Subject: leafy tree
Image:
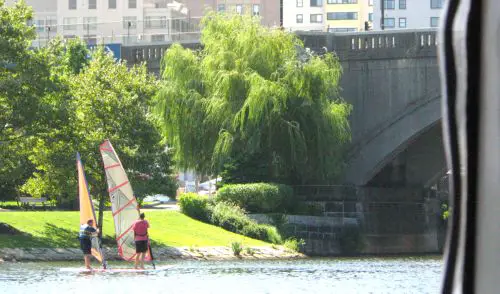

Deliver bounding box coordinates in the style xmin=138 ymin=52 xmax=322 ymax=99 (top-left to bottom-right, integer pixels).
xmin=21 ymin=43 xmax=177 ymax=219
xmin=0 ymin=0 xmax=53 ymax=201
xmin=155 ymin=14 xmax=351 ymax=184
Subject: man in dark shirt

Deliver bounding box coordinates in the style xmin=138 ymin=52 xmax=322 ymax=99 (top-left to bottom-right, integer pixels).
xmin=79 ymin=219 xmax=99 ymax=270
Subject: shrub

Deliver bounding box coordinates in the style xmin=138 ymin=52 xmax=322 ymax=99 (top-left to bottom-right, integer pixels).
xmin=262 ymin=224 xmax=283 ymax=244
xmin=231 ymin=241 xmax=243 ymax=256
xmin=245 ymin=247 xmax=256 ymax=256
xmin=210 ymin=202 xmax=283 ymax=244
xmin=283 ymin=238 xmax=305 ymax=253
xmin=338 ymin=224 xmax=365 ymax=254
xmin=210 ymin=202 xmax=250 ymax=232
xmin=178 ymin=193 xmax=212 ymax=222
xmin=216 ymin=183 xmax=295 ymax=213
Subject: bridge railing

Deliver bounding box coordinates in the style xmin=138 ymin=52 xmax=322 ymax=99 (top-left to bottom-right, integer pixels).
xmin=296 ymin=29 xmax=439 ymax=60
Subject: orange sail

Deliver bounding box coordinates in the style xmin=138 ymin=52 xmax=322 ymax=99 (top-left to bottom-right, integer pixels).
xmin=77 ymin=152 xmax=105 ymax=264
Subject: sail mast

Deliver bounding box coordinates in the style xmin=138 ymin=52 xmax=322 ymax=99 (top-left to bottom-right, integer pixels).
xmin=77 ymin=152 xmax=107 ymax=269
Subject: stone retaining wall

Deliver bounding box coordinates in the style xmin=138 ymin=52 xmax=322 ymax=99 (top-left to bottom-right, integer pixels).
xmin=0 ymin=246 xmax=305 ymax=262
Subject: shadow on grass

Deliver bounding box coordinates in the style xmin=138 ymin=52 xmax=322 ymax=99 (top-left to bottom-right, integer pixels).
xmin=0 ymin=223 xmax=81 ymax=248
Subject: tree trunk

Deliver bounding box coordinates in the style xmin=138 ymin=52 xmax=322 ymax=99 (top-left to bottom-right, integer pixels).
xmin=98 ymin=193 xmax=105 ymax=238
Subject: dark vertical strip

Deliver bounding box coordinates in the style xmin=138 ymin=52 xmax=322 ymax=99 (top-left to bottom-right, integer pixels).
xmin=439 ymin=0 xmax=460 ymax=292
xmin=463 ymin=0 xmax=482 ymax=292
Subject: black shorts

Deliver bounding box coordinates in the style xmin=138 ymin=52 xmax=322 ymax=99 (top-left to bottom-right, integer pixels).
xmin=135 ymin=240 xmax=148 ymax=253
xmin=80 ymin=238 xmax=92 ymax=255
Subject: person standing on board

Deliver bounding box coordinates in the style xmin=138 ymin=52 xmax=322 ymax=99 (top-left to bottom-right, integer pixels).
xmin=132 ymin=213 xmax=150 ymax=269
xmin=79 ymin=219 xmax=99 ymax=270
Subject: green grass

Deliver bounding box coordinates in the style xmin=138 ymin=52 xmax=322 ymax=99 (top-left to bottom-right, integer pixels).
xmin=0 ymin=210 xmax=268 ymax=248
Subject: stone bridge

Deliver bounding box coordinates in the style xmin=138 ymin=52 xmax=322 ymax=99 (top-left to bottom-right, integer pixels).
xmin=121 ymin=29 xmax=444 ymax=190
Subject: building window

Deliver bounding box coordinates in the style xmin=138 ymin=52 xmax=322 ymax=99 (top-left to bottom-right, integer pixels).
xmin=399 ymin=17 xmax=407 ymax=28
xmin=430 ymin=17 xmax=440 ymax=27
xmin=35 ymin=19 xmax=45 ymax=33
xmin=430 ymin=0 xmax=443 ymax=9
xmin=310 ymin=14 xmax=323 ymax=23
xmin=296 ymin=14 xmax=303 ymax=23
xmin=310 ymin=0 xmax=323 ymax=7
xmin=69 ymin=0 xmax=77 ymax=10
xmin=383 ymin=17 xmax=395 ymax=28
xmin=63 ymin=17 xmax=78 ymax=31
xmin=236 ymin=4 xmax=243 ymax=15
xmin=151 ymin=34 xmax=165 ymax=42
xmin=399 ymin=0 xmax=406 ymax=9
xmin=384 ymin=0 xmax=395 ymax=9
xmin=128 ymin=0 xmax=137 ymax=9
xmin=217 ymin=4 xmax=225 ymax=12
xmin=83 ymin=17 xmax=97 ymax=30
xmin=297 ymin=0 xmax=303 ymax=7
xmin=145 ymin=16 xmax=167 ymax=29
xmin=328 ymin=27 xmax=357 ymax=32
xmin=368 ymin=13 xmax=373 ymax=22
xmin=253 ymin=4 xmax=260 ymax=16
xmin=327 ymin=12 xmax=358 ymax=20
xmin=327 ymin=0 xmax=357 ymax=4
xmin=123 ymin=16 xmax=137 ymax=29
xmin=89 ymin=0 xmax=96 ymax=9
xmin=109 ymin=0 xmax=116 ymax=9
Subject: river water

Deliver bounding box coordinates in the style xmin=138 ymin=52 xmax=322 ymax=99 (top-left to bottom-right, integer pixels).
xmin=0 ymin=257 xmax=442 ymax=294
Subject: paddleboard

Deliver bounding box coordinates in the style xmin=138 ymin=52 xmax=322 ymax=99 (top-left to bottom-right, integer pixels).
xmin=60 ymin=265 xmax=174 ymax=273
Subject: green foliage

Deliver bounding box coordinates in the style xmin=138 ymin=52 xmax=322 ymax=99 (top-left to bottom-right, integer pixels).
xmin=338 ymin=224 xmax=365 ymax=254
xmin=210 ymin=202 xmax=282 ymax=244
xmin=245 ymin=246 xmax=255 ymax=256
xmin=284 ymin=238 xmax=306 ymax=253
xmin=216 ymin=183 xmax=295 ymax=213
xmin=231 ymin=241 xmax=243 ymax=256
xmin=210 ymin=202 xmax=250 ymax=232
xmin=177 ymin=193 xmax=282 ymax=244
xmin=442 ymin=204 xmax=450 ymax=220
xmin=0 ymin=1 xmax=177 ymax=204
xmin=155 ymin=13 xmax=351 ymax=184
xmin=17 ymin=42 xmax=176 ymax=206
xmin=178 ymin=193 xmax=212 ymax=222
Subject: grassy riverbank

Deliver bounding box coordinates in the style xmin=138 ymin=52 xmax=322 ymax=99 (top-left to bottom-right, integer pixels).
xmin=0 ymin=211 xmax=268 ymax=248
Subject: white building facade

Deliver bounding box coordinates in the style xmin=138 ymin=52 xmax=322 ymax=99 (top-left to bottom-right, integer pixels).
xmin=8 ymin=0 xmax=198 ymax=46
xmin=283 ymin=0 xmax=325 ymax=32
xmin=372 ymin=0 xmax=445 ymax=30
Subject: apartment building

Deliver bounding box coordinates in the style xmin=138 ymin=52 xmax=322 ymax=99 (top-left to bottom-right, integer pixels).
xmin=180 ymin=0 xmax=280 ymax=27
xmin=8 ymin=0 xmax=199 ymax=46
xmin=372 ymin=0 xmax=445 ymax=30
xmin=283 ymin=0 xmax=373 ymax=32
xmin=283 ymin=0 xmax=325 ymax=32
xmin=325 ymin=0 xmax=373 ymax=33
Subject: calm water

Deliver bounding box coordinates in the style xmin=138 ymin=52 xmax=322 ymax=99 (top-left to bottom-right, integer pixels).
xmin=0 ymin=257 xmax=442 ymax=294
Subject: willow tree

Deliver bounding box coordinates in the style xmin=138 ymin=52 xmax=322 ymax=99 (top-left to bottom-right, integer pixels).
xmin=155 ymin=14 xmax=351 ymax=184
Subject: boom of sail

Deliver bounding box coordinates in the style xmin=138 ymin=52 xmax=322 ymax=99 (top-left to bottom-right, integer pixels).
xmin=99 ymin=140 xmax=151 ymax=261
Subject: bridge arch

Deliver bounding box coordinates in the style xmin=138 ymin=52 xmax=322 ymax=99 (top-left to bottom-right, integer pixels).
xmin=344 ymin=94 xmax=443 ymax=187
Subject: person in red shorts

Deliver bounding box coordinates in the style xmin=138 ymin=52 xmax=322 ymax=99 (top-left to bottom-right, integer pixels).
xmin=132 ymin=213 xmax=149 ymax=269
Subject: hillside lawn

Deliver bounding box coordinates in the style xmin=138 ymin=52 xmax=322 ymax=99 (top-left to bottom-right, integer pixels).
xmin=0 ymin=210 xmax=268 ymax=248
